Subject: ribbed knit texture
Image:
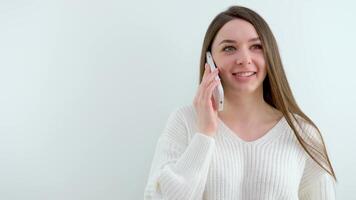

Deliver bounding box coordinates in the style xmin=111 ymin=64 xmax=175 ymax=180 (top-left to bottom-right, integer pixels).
xmin=144 ymin=104 xmax=336 ymax=200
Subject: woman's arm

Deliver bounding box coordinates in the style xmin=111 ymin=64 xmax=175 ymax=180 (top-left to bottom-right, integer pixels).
xmin=298 ymin=156 xmax=336 ymax=200
xmin=144 ymin=108 xmax=216 ymax=200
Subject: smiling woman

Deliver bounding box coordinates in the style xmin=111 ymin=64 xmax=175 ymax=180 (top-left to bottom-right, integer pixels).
xmin=144 ymin=5 xmax=337 ymax=200
xmin=219 ymin=37 xmax=261 ymax=80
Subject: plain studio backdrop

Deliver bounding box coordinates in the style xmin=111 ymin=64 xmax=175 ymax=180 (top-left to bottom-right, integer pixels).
xmin=0 ymin=0 xmax=355 ymax=199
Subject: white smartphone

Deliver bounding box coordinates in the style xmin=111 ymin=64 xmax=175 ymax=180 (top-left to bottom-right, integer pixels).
xmin=206 ymin=51 xmax=224 ymax=111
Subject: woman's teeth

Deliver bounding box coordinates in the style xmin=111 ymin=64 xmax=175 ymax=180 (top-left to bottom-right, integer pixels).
xmin=234 ymin=72 xmax=256 ymax=77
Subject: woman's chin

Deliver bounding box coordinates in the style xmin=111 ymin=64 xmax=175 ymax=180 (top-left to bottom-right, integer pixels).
xmin=227 ymin=87 xmax=257 ymax=95
xmin=226 ymin=81 xmax=263 ymax=94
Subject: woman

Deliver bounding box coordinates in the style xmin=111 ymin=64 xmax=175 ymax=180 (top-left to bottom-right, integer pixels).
xmin=144 ymin=5 xmax=337 ymax=200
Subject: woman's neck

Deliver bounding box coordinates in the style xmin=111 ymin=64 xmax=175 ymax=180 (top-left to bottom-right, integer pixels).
xmin=217 ymin=92 xmax=281 ymax=127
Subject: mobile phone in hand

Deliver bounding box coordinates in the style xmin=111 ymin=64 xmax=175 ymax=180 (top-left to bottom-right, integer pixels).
xmin=206 ymin=51 xmax=224 ymax=111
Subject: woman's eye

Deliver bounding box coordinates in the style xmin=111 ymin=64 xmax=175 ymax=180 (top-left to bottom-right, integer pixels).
xmin=222 ymin=44 xmax=262 ymax=53
xmin=252 ymin=44 xmax=263 ymax=49
xmin=222 ymin=46 xmax=236 ymax=52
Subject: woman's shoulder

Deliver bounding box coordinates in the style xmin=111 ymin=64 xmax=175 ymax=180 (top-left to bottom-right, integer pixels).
xmin=285 ymin=112 xmax=324 ymax=145
xmin=166 ymin=104 xmax=199 ymax=138
xmin=169 ymin=104 xmax=197 ymax=121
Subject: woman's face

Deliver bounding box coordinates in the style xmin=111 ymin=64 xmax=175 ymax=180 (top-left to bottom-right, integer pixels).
xmin=211 ymin=18 xmax=267 ymax=94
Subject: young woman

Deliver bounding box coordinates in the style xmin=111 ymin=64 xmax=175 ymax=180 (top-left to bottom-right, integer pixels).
xmin=144 ymin=5 xmax=337 ymax=200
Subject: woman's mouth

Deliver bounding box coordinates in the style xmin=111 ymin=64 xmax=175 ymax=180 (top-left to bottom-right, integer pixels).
xmin=232 ymin=71 xmax=256 ymax=77
xmin=232 ymin=72 xmax=257 ymax=81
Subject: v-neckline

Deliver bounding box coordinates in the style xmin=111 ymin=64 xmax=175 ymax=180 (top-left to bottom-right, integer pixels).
xmin=218 ymin=116 xmax=286 ymax=145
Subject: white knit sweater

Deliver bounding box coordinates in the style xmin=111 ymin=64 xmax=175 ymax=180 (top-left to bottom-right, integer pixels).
xmin=144 ymin=104 xmax=336 ymax=200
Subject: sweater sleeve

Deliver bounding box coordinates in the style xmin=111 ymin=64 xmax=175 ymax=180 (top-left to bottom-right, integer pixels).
xmin=143 ymin=108 xmax=216 ymax=200
xmin=298 ymin=156 xmax=336 ymax=200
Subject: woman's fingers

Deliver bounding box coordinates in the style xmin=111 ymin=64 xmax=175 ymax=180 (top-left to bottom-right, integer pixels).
xmin=202 ymin=63 xmax=217 ymax=82
xmin=195 ymin=63 xmax=220 ymax=107
xmin=202 ymin=78 xmax=220 ymax=103
xmin=202 ymin=65 xmax=219 ymax=87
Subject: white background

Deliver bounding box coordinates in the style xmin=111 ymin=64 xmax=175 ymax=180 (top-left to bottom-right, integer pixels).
xmin=0 ymin=0 xmax=355 ymax=199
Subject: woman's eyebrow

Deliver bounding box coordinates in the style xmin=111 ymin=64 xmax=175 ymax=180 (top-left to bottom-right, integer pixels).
xmin=219 ymin=37 xmax=260 ymax=45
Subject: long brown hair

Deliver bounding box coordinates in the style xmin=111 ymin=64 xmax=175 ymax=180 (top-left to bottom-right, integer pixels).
xmin=199 ymin=5 xmax=336 ymax=181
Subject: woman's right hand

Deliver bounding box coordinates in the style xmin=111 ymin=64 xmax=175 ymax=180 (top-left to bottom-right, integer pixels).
xmin=193 ymin=63 xmax=221 ymax=137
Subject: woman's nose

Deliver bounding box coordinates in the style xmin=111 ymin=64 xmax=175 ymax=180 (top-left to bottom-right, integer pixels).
xmin=235 ymin=49 xmax=252 ymax=65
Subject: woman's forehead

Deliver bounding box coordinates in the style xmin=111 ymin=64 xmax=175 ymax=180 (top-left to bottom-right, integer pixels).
xmin=215 ymin=19 xmax=259 ymax=44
